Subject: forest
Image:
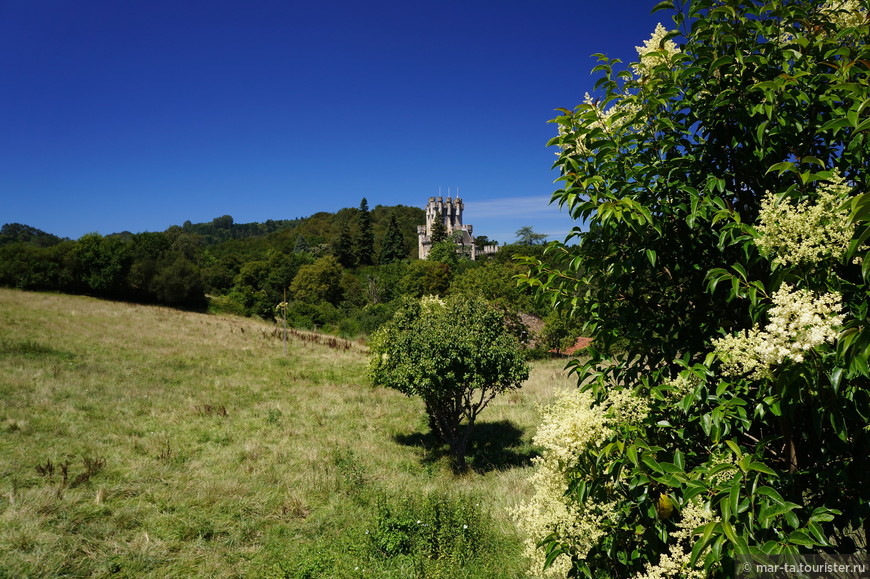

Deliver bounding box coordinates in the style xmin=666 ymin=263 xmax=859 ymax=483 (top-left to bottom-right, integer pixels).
xmin=0 ymin=200 xmax=571 ymax=349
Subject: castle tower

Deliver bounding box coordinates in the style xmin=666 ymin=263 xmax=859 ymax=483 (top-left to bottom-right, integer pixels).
xmin=417 ymin=195 xmax=477 ymax=260
xmin=421 ymin=196 xmax=464 ymax=236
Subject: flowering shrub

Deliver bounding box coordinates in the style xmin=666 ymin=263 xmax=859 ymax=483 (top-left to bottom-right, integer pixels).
xmin=713 ymin=284 xmax=845 ymax=379
xmin=511 ymin=388 xmax=644 ymax=575
xmin=518 ymin=0 xmax=870 ymax=576
xmin=633 ymin=22 xmax=681 ymax=76
xmin=754 ymin=172 xmax=855 ymax=267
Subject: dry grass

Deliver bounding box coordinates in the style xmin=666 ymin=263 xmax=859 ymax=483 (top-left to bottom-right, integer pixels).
xmin=0 ymin=289 xmax=578 ymax=577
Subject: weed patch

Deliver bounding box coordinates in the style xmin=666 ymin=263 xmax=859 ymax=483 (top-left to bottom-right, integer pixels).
xmin=351 ymin=490 xmax=513 ymax=576
xmin=34 ymin=455 xmax=105 ymax=489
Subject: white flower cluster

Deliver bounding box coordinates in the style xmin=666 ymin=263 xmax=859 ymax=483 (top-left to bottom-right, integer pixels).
xmin=714 ymin=284 xmax=844 ymax=379
xmin=560 ymin=22 xmax=677 ymax=159
xmin=560 ymin=94 xmax=643 ymax=157
xmin=420 ymin=294 xmax=445 ymax=310
xmin=778 ymin=0 xmax=867 ymax=43
xmin=513 ymin=459 xmax=616 ymax=577
xmin=754 ymin=171 xmax=854 ymax=267
xmin=633 ymin=23 xmax=681 ymax=77
xmin=607 ymin=387 xmax=651 ymax=425
xmin=663 ymin=372 xmax=703 ymax=402
xmin=532 ymin=387 xmax=613 ymax=467
xmin=707 ymin=452 xmax=738 ymax=488
xmin=819 ymin=0 xmax=868 ymax=29
xmin=512 ymin=387 xmax=648 ymax=576
xmin=634 ymin=499 xmax=716 ymax=579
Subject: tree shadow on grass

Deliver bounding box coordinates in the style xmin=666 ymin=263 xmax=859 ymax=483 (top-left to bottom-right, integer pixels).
xmin=393 ymin=420 xmax=536 ymax=474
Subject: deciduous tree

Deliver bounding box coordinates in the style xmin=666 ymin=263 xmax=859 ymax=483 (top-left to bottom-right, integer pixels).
xmin=290 ymin=255 xmax=344 ymax=305
xmin=369 ymin=295 xmax=529 ymax=471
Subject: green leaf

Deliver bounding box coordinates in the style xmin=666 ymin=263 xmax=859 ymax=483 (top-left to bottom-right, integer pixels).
xmin=651 ymin=1 xmax=675 ymax=14
xmin=730 ymin=263 xmax=747 ymax=281
xmin=755 ymin=486 xmax=786 ymax=505
xmin=641 ymin=453 xmax=664 ymax=474
xmin=759 ymin=502 xmax=802 ymax=527
xmin=800 ymin=156 xmax=824 ymax=167
xmin=721 ymin=518 xmax=739 ymax=544
xmin=690 ymin=522 xmax=718 ymax=566
xmin=807 ymin=521 xmax=831 ymax=546
xmin=700 ymin=413 xmax=712 ymax=437
xmin=784 ymin=509 xmax=800 ymax=530
xmin=756 ymin=120 xmax=768 ymax=144
xmin=747 ymin=461 xmax=777 ymax=476
xmin=725 ymin=439 xmax=743 ymax=459
xmin=729 ymin=479 xmax=741 ymax=517
xmin=809 ymin=507 xmax=838 ymax=523
xmin=627 ymin=444 xmax=639 ymax=467
xmin=788 ymin=530 xmax=814 ymax=546
xmin=683 ymin=480 xmax=708 ymax=502
xmin=542 ymin=541 xmax=567 ymax=570
xmin=710 ymin=55 xmax=735 ymax=71
xmin=645 ymin=248 xmax=657 ymax=267
xmin=766 ymin=161 xmax=796 ymax=176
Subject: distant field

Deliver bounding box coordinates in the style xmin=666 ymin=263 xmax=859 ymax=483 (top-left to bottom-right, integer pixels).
xmin=0 ymin=289 xmax=574 ymax=578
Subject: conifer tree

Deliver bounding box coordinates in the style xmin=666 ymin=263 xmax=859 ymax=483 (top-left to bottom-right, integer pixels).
xmin=356 ymin=197 xmax=375 ymax=266
xmin=334 ymin=222 xmax=356 ymax=268
xmin=430 ymin=211 xmax=448 ymax=244
xmin=379 ymin=214 xmax=406 ymax=264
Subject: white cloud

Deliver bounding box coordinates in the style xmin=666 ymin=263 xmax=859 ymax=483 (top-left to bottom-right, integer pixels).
xmin=463 ymin=195 xmax=564 ymax=219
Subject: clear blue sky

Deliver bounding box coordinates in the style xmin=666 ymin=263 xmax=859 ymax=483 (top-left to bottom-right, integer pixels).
xmin=1 ymin=1 xmax=666 ymax=244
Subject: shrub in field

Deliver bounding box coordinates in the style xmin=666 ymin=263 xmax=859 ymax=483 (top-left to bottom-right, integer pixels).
xmin=369 ymin=493 xmax=485 ymax=560
xmin=369 ymin=295 xmax=529 ymax=471
xmin=518 ymin=0 xmax=870 ymax=576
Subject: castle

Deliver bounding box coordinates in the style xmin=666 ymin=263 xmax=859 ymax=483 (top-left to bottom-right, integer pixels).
xmin=417 ymin=195 xmax=498 ymax=260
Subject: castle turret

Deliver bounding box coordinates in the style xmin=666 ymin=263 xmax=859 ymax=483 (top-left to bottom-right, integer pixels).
xmin=418 ymin=194 xmax=487 ymax=260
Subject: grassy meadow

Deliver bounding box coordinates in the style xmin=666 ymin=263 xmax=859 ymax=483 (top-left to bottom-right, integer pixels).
xmin=0 ymin=288 xmax=575 ymax=578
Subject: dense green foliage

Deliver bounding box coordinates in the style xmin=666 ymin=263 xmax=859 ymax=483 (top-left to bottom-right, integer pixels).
xmin=0 ymin=223 xmax=62 ymax=247
xmin=1 ymin=203 xmax=557 ymax=340
xmin=519 ymin=0 xmax=870 ymax=576
xmin=369 ymin=295 xmax=530 ymax=471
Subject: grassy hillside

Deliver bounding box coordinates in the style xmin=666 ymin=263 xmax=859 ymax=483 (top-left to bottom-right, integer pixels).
xmin=0 ymin=289 xmax=573 ymax=577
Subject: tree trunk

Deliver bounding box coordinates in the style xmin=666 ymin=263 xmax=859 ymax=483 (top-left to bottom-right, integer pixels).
xmin=448 ymin=420 xmax=475 ymax=473
xmin=779 ymin=416 xmax=798 ymax=475
xmin=426 ymin=398 xmax=475 ymax=473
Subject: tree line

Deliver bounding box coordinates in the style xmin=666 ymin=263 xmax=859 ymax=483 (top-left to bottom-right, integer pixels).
xmin=0 ymin=200 xmax=570 ymax=345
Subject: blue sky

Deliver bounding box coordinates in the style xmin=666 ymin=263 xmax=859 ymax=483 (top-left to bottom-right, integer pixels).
xmin=1 ymin=1 xmax=667 ymax=244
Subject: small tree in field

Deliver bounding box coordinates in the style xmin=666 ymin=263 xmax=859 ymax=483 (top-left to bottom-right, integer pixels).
xmin=369 ymin=295 xmax=529 ymax=471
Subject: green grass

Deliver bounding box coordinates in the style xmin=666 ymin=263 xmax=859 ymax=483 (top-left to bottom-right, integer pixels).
xmin=0 ymin=289 xmax=575 ymax=577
